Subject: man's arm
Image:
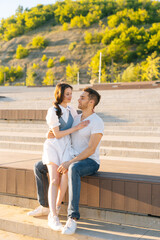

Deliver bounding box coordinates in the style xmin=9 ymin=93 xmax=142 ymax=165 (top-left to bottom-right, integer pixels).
xmin=57 ymin=133 xmax=103 ymax=174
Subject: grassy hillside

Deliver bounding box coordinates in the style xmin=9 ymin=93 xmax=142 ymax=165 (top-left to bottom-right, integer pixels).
xmin=0 ymin=0 xmax=160 ymax=85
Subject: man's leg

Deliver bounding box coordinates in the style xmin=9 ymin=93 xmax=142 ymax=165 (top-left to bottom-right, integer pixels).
xmin=67 ymin=158 xmax=99 ymax=219
xmin=34 ymin=161 xmax=49 ymax=207
xmin=28 ymin=161 xmax=49 ymax=216
xmin=62 ymin=158 xmax=99 ymax=234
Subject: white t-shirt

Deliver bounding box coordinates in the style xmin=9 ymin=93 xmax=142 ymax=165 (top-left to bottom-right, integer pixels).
xmin=71 ymin=113 xmax=104 ymax=165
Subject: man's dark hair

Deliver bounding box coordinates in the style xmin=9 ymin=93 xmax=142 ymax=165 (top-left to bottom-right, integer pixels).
xmin=83 ymin=87 xmax=101 ymax=108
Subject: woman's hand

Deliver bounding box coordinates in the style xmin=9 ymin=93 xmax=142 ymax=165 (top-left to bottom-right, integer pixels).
xmin=75 ymin=120 xmax=90 ymax=130
xmin=47 ymin=130 xmax=55 ymax=139
xmin=57 ymin=161 xmax=70 ymax=174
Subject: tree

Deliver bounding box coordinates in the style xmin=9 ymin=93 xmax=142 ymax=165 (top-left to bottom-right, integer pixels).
xmin=16 ymin=5 xmax=23 ymax=14
xmin=66 ymin=63 xmax=79 ymax=84
xmin=141 ymin=52 xmax=160 ymax=81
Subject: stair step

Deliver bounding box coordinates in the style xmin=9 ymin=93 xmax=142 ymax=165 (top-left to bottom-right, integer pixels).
xmin=0 ymin=229 xmax=42 ymax=240
xmin=100 ymin=155 xmax=160 ymax=164
xmin=0 ymin=204 xmax=108 ymax=240
xmin=0 ymin=122 xmax=159 ymax=131
xmin=104 ymin=122 xmax=160 ymax=126
xmin=104 ymin=130 xmax=160 ymax=137
xmin=0 ymin=141 xmax=43 ymax=151
xmin=100 ymin=146 xmax=160 ymax=159
xmin=0 ymin=202 xmax=160 ymax=240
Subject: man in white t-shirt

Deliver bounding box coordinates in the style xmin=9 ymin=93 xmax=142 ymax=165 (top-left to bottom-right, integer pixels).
xmin=57 ymin=88 xmax=104 ymax=234
xmin=28 ymin=88 xmax=104 ymax=235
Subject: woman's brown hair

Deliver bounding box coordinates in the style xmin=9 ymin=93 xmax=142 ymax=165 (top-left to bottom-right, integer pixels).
xmin=53 ymin=83 xmax=73 ymax=118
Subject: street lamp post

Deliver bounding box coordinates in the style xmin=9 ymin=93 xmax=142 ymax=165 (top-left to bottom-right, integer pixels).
xmin=99 ymin=52 xmax=102 ymax=83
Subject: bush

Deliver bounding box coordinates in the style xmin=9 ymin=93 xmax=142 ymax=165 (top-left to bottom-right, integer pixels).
xmin=0 ymin=65 xmax=23 ymax=85
xmin=60 ymin=56 xmax=66 ymax=63
xmin=147 ymin=30 xmax=160 ymax=52
xmin=31 ymin=36 xmax=48 ymax=49
xmin=84 ymin=32 xmax=93 ymax=44
xmin=14 ymin=82 xmax=25 ymax=86
xmin=70 ymin=15 xmax=85 ymax=28
xmin=47 ymin=58 xmax=55 ymax=68
xmin=32 ymin=63 xmax=39 ymax=69
xmin=84 ymin=31 xmax=103 ymax=44
xmin=41 ymin=54 xmax=48 ymax=62
xmin=43 ymin=69 xmax=55 ymax=86
xmin=66 ymin=63 xmax=79 ymax=84
xmin=108 ymin=38 xmax=127 ymax=62
xmin=16 ymin=45 xmax=29 ymax=59
xmin=26 ymin=67 xmax=36 ymax=86
xmin=62 ymin=23 xmax=69 ymax=31
xmin=68 ymin=42 xmax=77 ymax=51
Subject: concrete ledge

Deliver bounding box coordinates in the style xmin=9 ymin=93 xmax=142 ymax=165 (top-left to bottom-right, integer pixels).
xmin=0 ymin=110 xmax=47 ymax=121
xmin=91 ymin=81 xmax=160 ymax=91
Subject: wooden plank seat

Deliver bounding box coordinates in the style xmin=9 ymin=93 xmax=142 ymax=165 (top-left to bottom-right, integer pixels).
xmin=0 ymin=165 xmax=160 ymax=217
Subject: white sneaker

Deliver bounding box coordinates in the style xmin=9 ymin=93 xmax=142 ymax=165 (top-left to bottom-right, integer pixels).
xmin=62 ymin=218 xmax=77 ymax=235
xmin=27 ymin=205 xmax=49 ymax=217
xmin=48 ymin=213 xmax=63 ymax=231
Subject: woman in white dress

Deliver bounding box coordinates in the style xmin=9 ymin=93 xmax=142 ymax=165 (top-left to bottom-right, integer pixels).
xmin=42 ymin=83 xmax=89 ymax=231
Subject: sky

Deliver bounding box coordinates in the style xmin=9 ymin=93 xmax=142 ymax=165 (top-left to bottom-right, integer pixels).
xmin=0 ymin=0 xmax=56 ymax=20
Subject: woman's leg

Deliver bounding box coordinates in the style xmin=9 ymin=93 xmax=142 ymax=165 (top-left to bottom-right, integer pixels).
xmin=56 ymin=172 xmax=68 ymax=207
xmin=47 ymin=163 xmax=60 ymax=216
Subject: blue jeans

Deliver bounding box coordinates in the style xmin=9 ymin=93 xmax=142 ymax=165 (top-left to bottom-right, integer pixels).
xmin=34 ymin=161 xmax=49 ymax=207
xmin=68 ymin=158 xmax=99 ymax=220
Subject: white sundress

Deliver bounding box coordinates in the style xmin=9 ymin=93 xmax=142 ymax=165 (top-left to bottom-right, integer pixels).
xmin=42 ymin=105 xmax=77 ymax=166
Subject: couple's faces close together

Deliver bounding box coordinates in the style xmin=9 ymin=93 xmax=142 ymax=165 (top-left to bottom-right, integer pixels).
xmin=63 ymin=88 xmax=91 ymax=110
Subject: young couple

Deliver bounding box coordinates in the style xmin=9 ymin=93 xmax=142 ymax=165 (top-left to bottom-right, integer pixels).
xmin=28 ymin=83 xmax=104 ymax=235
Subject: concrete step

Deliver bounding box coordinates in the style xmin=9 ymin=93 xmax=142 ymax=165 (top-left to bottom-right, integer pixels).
xmin=0 ymin=204 xmax=108 ymax=240
xmin=0 ymin=121 xmax=160 ymax=131
xmin=0 ymin=146 xmax=159 ymax=160
xmin=0 ymin=135 xmax=160 ymax=152
xmin=104 ymin=130 xmax=160 ymax=137
xmin=0 ymin=133 xmax=45 ymax=143
xmin=101 ymin=135 xmax=160 ymax=149
xmin=0 ymin=229 xmax=42 ymax=240
xmin=100 ymin=146 xmax=160 ymax=159
xmin=104 ymin=122 xmax=160 ymax=126
xmin=0 ymin=203 xmax=160 ymax=240
xmin=0 ymin=141 xmax=43 ymax=151
xmin=1 ymin=122 xmax=160 ymax=131
xmin=100 ymin=155 xmax=160 ymax=164
xmin=0 ymin=127 xmax=159 ymax=137
xmin=104 ymin=125 xmax=160 ymax=131
xmin=102 ymin=117 xmax=160 ymax=122
xmin=0 ymin=119 xmax=160 ymax=126
xmin=1 ymin=136 xmax=160 ymax=150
